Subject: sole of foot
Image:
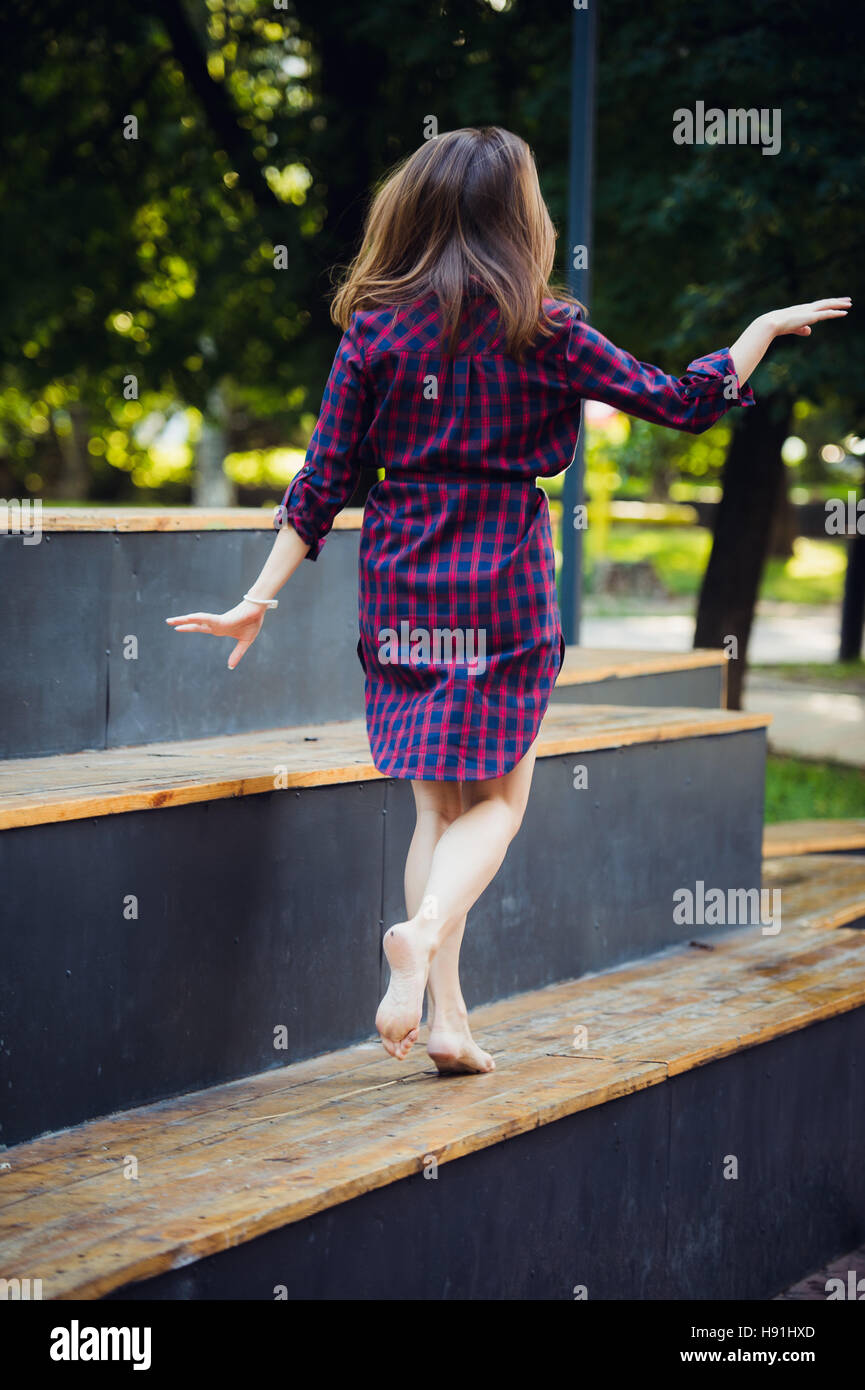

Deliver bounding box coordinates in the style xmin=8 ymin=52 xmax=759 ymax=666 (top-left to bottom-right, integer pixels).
xmin=376 ymin=921 xmax=431 ymax=1060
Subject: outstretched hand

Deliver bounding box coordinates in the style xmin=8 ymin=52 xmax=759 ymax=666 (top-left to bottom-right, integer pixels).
xmin=766 ymin=297 xmax=851 ymax=337
xmin=165 ymin=601 xmax=266 ymax=670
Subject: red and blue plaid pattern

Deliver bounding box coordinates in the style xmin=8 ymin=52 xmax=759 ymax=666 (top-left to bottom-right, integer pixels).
xmin=276 ymin=293 xmax=754 ymax=780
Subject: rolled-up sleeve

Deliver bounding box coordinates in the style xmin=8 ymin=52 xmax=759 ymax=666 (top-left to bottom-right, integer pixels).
xmin=565 ymin=311 xmax=755 ymax=435
xmin=273 ymin=314 xmax=373 ymax=559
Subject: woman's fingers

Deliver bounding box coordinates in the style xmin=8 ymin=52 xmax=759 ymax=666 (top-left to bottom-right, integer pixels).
xmin=227 ymin=639 xmax=252 ymax=670
xmin=774 ymin=298 xmax=851 ymax=335
xmin=166 ymin=609 xmax=262 ymax=659
xmin=165 ymin=612 xmax=217 ymax=627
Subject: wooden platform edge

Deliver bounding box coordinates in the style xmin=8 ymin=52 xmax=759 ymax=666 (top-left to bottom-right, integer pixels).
xmin=3 ymin=856 xmax=864 ymax=1301
xmin=556 ymin=647 xmax=726 ymax=684
xmin=0 ymin=706 xmax=772 ymax=831
xmin=0 ymin=506 xmax=365 ymax=534
xmin=26 ymin=926 xmax=865 ymax=1301
xmin=764 ymin=819 xmax=865 ymax=858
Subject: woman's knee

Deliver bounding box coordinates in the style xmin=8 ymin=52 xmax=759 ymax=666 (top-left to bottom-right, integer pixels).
xmin=468 ymin=789 xmax=526 ymax=844
xmin=412 ymin=780 xmax=462 ymax=827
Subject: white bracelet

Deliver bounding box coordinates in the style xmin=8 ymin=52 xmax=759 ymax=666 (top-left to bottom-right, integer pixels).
xmin=243 ymin=592 xmax=278 ymax=610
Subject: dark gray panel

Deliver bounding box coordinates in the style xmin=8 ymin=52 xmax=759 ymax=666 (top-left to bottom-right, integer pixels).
xmin=1 ymin=728 xmax=766 ymax=1143
xmin=552 ymin=666 xmax=724 ymax=709
xmin=109 ymin=1007 xmax=865 ymax=1300
xmin=0 ymin=534 xmax=111 ymax=758
xmin=109 ymin=1077 xmax=669 ymax=1301
xmin=383 ymin=730 xmax=767 ymax=1007
xmin=0 ymin=529 xmax=365 ymax=760
xmin=107 ymin=529 xmax=365 ymax=747
xmin=0 ymin=781 xmax=384 ymax=1145
xmin=663 ymin=1006 xmax=865 ymax=1299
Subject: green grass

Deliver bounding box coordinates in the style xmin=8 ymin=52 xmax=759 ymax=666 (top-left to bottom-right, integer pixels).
xmin=755 ymin=660 xmax=865 ymax=691
xmin=578 ymin=524 xmax=846 ymax=605
xmin=764 ymin=756 xmax=865 ymax=823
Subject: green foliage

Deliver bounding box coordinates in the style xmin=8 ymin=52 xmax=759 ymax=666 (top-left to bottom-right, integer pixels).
xmin=1 ymin=0 xmax=861 ymax=505
xmin=0 ymin=0 xmax=578 ymax=500
xmin=593 ymin=0 xmax=865 ymax=418
xmin=764 ymin=756 xmax=865 ymax=823
xmin=585 ymin=524 xmax=846 ymax=604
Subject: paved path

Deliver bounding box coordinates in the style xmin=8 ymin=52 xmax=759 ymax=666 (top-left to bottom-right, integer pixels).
xmin=581 ymin=602 xmax=839 ymax=664
xmin=744 ymin=678 xmax=865 ymax=768
xmin=580 ymin=602 xmax=865 ymax=765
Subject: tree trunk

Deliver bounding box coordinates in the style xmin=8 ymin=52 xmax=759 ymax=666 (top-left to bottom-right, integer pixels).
xmin=694 ymin=394 xmax=793 ymax=708
xmin=839 ymin=529 xmax=865 ymax=661
xmin=767 ymin=460 xmax=798 ymax=558
xmin=52 ymin=403 xmax=91 ymax=500
xmin=151 ymin=0 xmax=283 ymax=232
xmin=193 ymin=386 xmax=235 ymax=507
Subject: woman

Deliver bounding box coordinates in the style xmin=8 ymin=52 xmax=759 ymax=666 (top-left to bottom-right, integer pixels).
xmin=168 ymin=126 xmax=848 ymax=1074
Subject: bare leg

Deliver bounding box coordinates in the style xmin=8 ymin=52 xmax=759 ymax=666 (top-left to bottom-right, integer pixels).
xmin=376 ymin=739 xmax=538 ymax=1059
xmin=402 ymin=790 xmax=491 ymax=1071
xmin=426 ymin=917 xmax=497 ymax=1073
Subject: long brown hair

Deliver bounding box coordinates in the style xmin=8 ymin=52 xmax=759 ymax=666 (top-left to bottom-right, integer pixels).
xmin=331 ymin=126 xmax=582 ymax=359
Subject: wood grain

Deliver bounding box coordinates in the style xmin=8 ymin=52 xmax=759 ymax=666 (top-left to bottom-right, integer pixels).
xmin=763 ymin=819 xmax=865 ymax=858
xmin=0 ymin=703 xmax=770 ymax=830
xmin=0 ymin=506 xmax=365 ymax=533
xmin=0 ymin=852 xmax=862 ymax=1300
xmin=557 ymin=645 xmax=725 ymax=684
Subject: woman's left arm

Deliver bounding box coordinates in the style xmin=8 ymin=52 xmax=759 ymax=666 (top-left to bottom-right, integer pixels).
xmin=274 ymin=313 xmax=373 ymax=559
xmin=729 ymin=298 xmax=850 ymax=385
xmin=564 ymin=297 xmax=850 ymax=435
xmin=167 ymin=315 xmax=373 ymax=669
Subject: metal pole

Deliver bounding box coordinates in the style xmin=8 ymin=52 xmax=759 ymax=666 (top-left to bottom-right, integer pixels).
xmin=559 ymin=0 xmax=597 ymax=644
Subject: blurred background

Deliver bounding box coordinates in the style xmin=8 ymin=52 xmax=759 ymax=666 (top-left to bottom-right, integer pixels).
xmin=1 ymin=0 xmax=863 ymax=815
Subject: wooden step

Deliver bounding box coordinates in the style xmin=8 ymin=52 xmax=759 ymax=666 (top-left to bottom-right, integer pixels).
xmin=0 ymin=702 xmax=770 ymax=1144
xmin=0 ymin=512 xmax=365 ymax=759
xmin=554 ymin=645 xmax=727 ymax=710
xmin=762 ymin=852 xmax=865 ymax=928
xmin=764 ymin=819 xmax=865 ymax=859
xmin=0 ymin=503 xmax=364 ymax=533
xmin=3 ymin=505 xmax=727 ymax=759
xmin=0 ymin=703 xmax=768 ymax=830
xmin=2 ymin=854 xmax=863 ymax=1301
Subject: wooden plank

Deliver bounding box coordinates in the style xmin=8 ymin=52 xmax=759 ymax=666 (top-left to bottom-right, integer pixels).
xmin=763 ymin=819 xmax=865 ymax=858
xmin=0 ymin=703 xmax=770 ymax=831
xmin=0 ymin=506 xmax=365 ymax=534
xmin=557 ymin=646 xmax=725 ymax=685
xmin=0 ymin=852 xmax=863 ymax=1299
xmin=761 ymin=853 xmax=865 ymax=927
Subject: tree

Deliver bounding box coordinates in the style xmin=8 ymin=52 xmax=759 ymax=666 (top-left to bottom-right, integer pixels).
xmin=591 ymin=0 xmax=865 ymax=702
xmin=0 ymin=0 xmax=574 ymax=501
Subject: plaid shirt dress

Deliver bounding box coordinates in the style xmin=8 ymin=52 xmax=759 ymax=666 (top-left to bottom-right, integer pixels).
xmin=275 ymin=290 xmax=755 ymax=781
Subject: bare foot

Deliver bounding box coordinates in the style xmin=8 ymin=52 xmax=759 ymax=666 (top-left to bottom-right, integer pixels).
xmin=427 ymin=1018 xmax=495 ymax=1074
xmin=376 ymin=921 xmax=432 ymax=1060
